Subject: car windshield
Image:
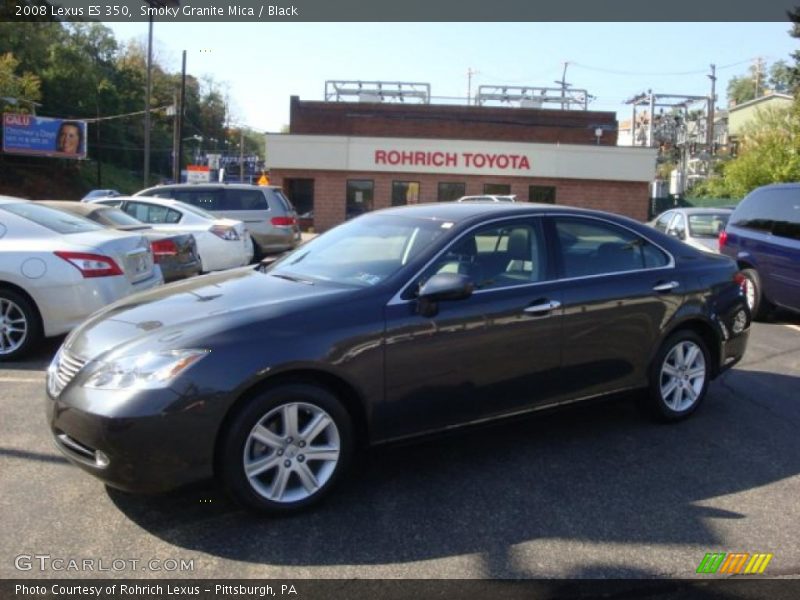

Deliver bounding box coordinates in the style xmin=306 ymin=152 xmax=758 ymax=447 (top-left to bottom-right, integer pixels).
xmin=269 ymin=214 xmax=450 ymax=287
xmin=0 ymin=202 xmax=103 ymax=234
xmin=688 ymin=213 xmax=729 ymax=238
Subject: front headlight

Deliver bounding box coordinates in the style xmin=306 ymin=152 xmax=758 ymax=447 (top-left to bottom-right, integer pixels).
xmin=82 ymin=349 xmax=209 ymax=390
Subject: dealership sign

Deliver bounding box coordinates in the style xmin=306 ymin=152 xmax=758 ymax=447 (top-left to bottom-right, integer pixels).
xmin=2 ymin=113 xmax=87 ymax=159
xmin=374 ymin=149 xmax=531 ymax=171
xmin=266 ymin=134 xmax=657 ymax=182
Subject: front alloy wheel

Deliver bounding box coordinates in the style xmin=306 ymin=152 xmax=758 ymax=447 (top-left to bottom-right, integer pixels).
xmin=0 ymin=290 xmax=41 ymax=361
xmin=243 ymin=402 xmax=341 ymax=504
xmin=220 ymin=384 xmax=353 ymax=513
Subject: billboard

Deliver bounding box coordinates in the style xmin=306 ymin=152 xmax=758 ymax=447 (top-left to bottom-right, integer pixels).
xmin=2 ymin=113 xmax=87 ymax=159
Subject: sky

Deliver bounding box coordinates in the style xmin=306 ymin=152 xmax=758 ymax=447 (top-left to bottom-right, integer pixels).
xmin=105 ymin=22 xmax=798 ymax=133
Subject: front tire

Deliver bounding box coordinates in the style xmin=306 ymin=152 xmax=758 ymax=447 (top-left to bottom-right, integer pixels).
xmin=219 ymin=384 xmax=353 ymax=514
xmin=645 ymin=331 xmax=711 ymax=422
xmin=0 ymin=289 xmax=42 ymax=361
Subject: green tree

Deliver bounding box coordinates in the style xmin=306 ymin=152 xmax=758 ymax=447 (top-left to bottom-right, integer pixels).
xmin=0 ymin=52 xmax=42 ymax=113
xmin=718 ymin=103 xmax=800 ymax=198
xmin=727 ymin=59 xmax=790 ymax=106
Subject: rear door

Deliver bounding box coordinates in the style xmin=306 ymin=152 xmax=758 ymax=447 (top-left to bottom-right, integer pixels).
xmin=549 ymin=215 xmax=676 ymax=396
xmin=762 ymin=189 xmax=800 ymax=311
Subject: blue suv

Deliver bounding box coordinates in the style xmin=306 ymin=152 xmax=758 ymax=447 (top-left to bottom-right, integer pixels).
xmin=720 ymin=183 xmax=800 ymax=318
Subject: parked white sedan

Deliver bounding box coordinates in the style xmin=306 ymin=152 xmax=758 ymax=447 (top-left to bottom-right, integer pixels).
xmin=0 ymin=196 xmax=163 ymax=360
xmin=88 ymin=196 xmax=253 ymax=272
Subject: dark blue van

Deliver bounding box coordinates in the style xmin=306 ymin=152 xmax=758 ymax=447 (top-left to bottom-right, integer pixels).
xmin=720 ymin=183 xmax=800 ymax=318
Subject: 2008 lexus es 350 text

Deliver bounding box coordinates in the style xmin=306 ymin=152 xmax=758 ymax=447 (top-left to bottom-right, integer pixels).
xmin=46 ymin=203 xmax=751 ymax=514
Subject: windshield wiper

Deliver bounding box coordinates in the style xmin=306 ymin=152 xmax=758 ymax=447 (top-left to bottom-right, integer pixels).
xmin=270 ymin=273 xmax=315 ymax=285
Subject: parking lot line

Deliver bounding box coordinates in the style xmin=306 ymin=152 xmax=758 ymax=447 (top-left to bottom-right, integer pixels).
xmin=0 ymin=376 xmax=44 ymax=383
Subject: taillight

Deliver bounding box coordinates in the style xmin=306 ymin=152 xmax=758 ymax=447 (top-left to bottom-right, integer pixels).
xmin=55 ymin=251 xmax=123 ymax=278
xmin=733 ymin=272 xmax=747 ymax=294
xmin=718 ymin=229 xmax=728 ymax=251
xmin=209 ymin=225 xmax=240 ymax=241
xmin=150 ymin=239 xmax=178 ymax=263
xmin=271 ymin=216 xmax=296 ymax=227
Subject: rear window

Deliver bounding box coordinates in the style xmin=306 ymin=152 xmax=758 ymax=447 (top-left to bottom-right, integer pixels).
xmin=688 ymin=213 xmax=729 ymax=238
xmin=0 ymin=202 xmax=103 ymax=234
xmin=270 ymin=189 xmax=295 ymax=212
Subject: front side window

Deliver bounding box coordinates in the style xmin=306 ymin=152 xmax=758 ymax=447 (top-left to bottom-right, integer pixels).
xmin=419 ymin=220 xmax=547 ymax=291
xmin=669 ymin=213 xmax=686 ymax=236
xmin=438 ymin=182 xmax=465 ymax=202
xmin=171 ymin=189 xmax=224 ymax=211
xmin=554 ymin=217 xmax=669 ymax=278
xmin=346 ymin=180 xmax=374 ymax=219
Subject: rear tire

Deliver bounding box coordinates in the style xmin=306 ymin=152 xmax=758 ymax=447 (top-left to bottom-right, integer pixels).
xmin=645 ymin=330 xmax=711 ymax=422
xmin=218 ymin=383 xmax=353 ymax=514
xmin=741 ymin=268 xmax=772 ymax=320
xmin=0 ymin=289 xmax=42 ymax=361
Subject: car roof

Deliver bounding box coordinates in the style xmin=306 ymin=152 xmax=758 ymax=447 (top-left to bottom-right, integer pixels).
xmin=376 ymin=202 xmax=640 ymax=226
xmin=0 ymin=195 xmax=28 ymax=205
xmin=751 ymin=182 xmax=800 ymax=192
xmin=138 ymin=183 xmax=279 ymax=192
xmin=673 ymin=207 xmax=733 ymax=215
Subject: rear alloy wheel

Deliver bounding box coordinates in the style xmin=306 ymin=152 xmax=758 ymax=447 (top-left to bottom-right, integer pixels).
xmin=646 ymin=331 xmax=711 ymax=422
xmin=0 ymin=290 xmax=41 ymax=361
xmin=219 ymin=384 xmax=353 ymax=513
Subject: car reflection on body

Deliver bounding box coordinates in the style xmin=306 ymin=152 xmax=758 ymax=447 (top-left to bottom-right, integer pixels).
xmin=46 ymin=203 xmax=750 ymax=514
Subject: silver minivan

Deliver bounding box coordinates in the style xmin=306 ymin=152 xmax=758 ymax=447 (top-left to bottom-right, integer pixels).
xmin=135 ymin=184 xmax=301 ymax=257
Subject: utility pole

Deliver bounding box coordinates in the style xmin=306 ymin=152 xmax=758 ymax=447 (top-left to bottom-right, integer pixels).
xmin=143 ymin=15 xmax=153 ymax=187
xmin=555 ymin=61 xmax=570 ymax=110
xmin=754 ymin=57 xmax=763 ymax=99
xmin=466 ymin=68 xmax=478 ymax=105
xmin=239 ymin=128 xmax=244 ymax=182
xmin=707 ymin=64 xmax=716 ymax=155
xmin=176 ymin=50 xmax=186 ymax=182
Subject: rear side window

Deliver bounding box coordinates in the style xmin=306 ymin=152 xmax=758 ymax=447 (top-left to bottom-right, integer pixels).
xmin=731 ymin=188 xmax=800 ymax=235
xmin=225 ymin=190 xmax=269 ymax=211
xmin=654 ymin=212 xmax=674 ymax=232
xmin=170 ymin=189 xmax=224 ymax=211
xmin=0 ymin=202 xmax=102 ymax=234
xmin=554 ymin=217 xmax=669 ymax=278
xmin=124 ymin=202 xmax=182 ymax=224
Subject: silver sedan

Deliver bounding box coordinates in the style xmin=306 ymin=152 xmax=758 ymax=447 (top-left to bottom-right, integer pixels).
xmin=648 ymin=207 xmax=733 ymax=253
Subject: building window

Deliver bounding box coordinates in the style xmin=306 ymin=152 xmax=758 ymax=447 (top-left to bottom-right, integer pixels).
xmin=346 ymin=179 xmax=374 ymax=219
xmin=484 ymin=183 xmax=511 ymax=195
xmin=529 ymin=185 xmax=556 ymax=204
xmin=438 ymin=182 xmax=465 ymax=202
xmin=392 ymin=181 xmax=420 ymax=206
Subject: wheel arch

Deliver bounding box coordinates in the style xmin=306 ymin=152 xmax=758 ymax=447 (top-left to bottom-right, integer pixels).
xmin=0 ymin=280 xmax=44 ymax=329
xmin=658 ymin=317 xmax=721 ymax=378
xmin=213 ymin=368 xmax=370 ymax=472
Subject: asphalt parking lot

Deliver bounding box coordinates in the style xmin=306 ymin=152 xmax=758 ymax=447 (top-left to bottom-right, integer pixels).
xmin=1 ymin=315 xmax=799 ymax=580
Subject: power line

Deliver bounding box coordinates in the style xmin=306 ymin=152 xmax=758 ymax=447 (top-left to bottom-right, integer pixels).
xmin=83 ymin=104 xmax=173 ymax=123
xmin=570 ymin=57 xmax=771 ymax=77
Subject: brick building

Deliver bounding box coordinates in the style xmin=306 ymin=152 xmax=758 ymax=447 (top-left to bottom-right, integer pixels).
xmin=266 ymin=96 xmax=657 ymax=231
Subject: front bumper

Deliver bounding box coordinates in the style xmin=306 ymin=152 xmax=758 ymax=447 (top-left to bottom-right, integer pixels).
xmin=46 ymin=384 xmax=217 ymax=493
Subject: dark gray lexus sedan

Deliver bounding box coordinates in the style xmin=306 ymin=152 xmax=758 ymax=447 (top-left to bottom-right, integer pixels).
xmin=46 ymin=203 xmax=751 ymax=514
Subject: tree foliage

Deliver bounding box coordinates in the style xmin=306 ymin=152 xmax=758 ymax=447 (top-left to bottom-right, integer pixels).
xmin=727 ymin=59 xmax=791 ymax=106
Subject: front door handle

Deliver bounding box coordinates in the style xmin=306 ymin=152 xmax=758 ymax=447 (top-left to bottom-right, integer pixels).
xmin=653 ymin=281 xmax=680 ymax=292
xmin=524 ymin=300 xmax=562 ymax=315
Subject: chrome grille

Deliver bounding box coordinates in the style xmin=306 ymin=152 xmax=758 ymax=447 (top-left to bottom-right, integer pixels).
xmin=50 ymin=349 xmax=86 ymax=395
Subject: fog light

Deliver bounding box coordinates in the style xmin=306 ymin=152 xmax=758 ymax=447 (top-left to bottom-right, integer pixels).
xmin=95 ymin=451 xmax=110 ymax=468
xmin=732 ymin=310 xmax=747 ymax=334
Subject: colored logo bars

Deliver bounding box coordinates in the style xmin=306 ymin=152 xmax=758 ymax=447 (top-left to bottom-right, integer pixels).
xmin=696 ymin=553 xmax=773 ymax=574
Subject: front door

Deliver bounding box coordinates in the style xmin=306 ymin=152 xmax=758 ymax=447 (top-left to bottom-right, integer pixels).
xmin=379 ymin=218 xmax=564 ymax=442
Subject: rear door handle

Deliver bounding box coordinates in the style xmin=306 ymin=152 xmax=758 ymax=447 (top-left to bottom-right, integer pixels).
xmin=653 ymin=281 xmax=680 ymax=292
xmin=524 ymin=300 xmax=562 ymax=315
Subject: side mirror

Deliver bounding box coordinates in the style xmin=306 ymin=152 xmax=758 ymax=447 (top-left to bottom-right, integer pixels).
xmin=669 ymin=228 xmax=685 ymax=240
xmin=417 ymin=273 xmax=473 ymax=317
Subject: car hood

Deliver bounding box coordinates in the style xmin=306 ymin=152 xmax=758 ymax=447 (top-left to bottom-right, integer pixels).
xmin=64 ymin=267 xmax=353 ymax=361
